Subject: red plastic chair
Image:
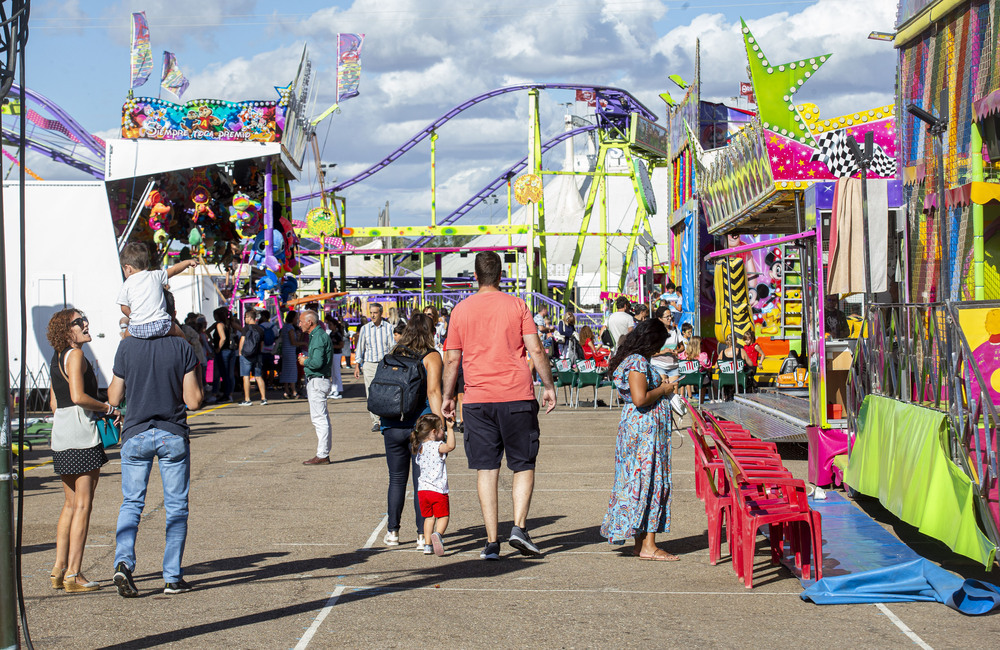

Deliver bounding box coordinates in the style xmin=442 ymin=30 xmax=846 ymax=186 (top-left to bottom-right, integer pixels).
xmin=687 ymin=427 xmax=795 ymax=567
xmin=717 ymin=443 xmax=823 ymax=588
xmin=687 ymin=427 xmax=731 ymax=565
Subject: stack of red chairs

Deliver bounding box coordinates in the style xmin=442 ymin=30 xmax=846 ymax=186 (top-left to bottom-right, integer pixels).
xmin=684 ymin=398 xmax=823 ymax=588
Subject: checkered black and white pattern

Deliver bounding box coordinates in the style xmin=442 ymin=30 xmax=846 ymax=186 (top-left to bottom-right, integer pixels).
xmin=128 ymin=318 xmax=172 ymax=339
xmin=810 ymin=129 xmax=897 ymax=178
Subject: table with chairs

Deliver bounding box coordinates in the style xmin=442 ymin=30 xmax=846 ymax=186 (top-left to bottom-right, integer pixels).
xmin=684 ymin=398 xmax=823 ymax=588
xmin=550 ymin=359 xmax=617 ymax=409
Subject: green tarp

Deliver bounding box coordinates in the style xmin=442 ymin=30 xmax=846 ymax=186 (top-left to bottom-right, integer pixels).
xmin=845 ymin=395 xmax=997 ymax=568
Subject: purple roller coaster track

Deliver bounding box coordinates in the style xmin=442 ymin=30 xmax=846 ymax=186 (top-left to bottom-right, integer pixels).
xmin=290 ymin=83 xmax=657 ymax=267
xmin=1 ymin=83 xmax=106 ymax=179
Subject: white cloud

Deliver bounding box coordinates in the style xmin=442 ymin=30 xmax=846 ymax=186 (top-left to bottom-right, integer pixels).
xmin=27 ymin=0 xmax=899 ymax=229
xmin=184 ymin=43 xmax=306 ymax=102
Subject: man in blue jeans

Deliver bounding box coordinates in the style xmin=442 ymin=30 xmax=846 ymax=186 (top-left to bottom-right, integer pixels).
xmin=108 ymin=291 xmax=202 ymax=597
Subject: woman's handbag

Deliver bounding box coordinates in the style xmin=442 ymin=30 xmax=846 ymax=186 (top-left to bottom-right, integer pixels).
xmin=96 ymin=416 xmax=120 ymax=449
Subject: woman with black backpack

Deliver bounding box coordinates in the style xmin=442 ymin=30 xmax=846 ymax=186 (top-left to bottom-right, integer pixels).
xmin=376 ymin=313 xmax=443 ymax=550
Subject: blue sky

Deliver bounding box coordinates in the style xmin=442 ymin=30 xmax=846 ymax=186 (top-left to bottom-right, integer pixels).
xmin=23 ymin=0 xmax=898 ymax=225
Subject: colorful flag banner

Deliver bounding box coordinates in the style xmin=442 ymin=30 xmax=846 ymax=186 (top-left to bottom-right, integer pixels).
xmin=130 ymin=12 xmax=153 ymax=89
xmin=160 ymin=51 xmax=190 ymax=99
xmin=336 ymin=33 xmax=365 ymax=103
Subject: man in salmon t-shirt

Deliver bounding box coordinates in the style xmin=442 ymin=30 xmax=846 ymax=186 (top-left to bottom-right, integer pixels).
xmin=443 ymin=251 xmax=556 ymax=560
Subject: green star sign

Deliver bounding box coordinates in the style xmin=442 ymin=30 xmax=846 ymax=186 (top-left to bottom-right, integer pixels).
xmin=741 ymin=18 xmax=830 ymax=146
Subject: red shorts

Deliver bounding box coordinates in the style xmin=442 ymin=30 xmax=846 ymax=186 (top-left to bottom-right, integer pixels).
xmin=418 ymin=490 xmax=450 ymax=518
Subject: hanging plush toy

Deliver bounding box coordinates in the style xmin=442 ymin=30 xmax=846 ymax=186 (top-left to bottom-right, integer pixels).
xmin=278 ymin=216 xmax=299 ymax=274
xmin=229 ymin=192 xmax=262 ymax=237
xmin=255 ymin=269 xmax=279 ymax=303
xmin=190 ymin=184 xmax=215 ymax=223
xmin=146 ymin=188 xmax=171 ymax=244
xmin=251 ymin=229 xmax=284 ymax=271
xmin=280 ymin=274 xmax=298 ymax=303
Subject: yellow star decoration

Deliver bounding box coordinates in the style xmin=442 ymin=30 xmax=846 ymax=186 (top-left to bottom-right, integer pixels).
xmin=741 ymin=18 xmax=830 ymax=146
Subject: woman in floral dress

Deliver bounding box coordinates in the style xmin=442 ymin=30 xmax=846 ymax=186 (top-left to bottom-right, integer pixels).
xmin=600 ymin=318 xmax=680 ymax=561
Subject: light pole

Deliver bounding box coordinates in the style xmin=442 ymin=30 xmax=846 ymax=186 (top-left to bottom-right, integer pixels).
xmin=485 ymin=194 xmax=499 ymax=223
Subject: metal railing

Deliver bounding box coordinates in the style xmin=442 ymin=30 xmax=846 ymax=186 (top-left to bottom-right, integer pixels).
xmin=847 ymin=301 xmax=1000 ymax=542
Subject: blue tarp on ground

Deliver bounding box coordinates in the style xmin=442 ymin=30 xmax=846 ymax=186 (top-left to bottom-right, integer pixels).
xmin=795 ymin=492 xmax=1000 ymax=615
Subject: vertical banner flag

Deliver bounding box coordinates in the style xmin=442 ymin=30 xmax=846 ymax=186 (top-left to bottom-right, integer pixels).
xmin=160 ymin=51 xmax=190 ymax=99
xmin=336 ymin=33 xmax=365 ymax=103
xmin=130 ymin=12 xmax=153 ymax=89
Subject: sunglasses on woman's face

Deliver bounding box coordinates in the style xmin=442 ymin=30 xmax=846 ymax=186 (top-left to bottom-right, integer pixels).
xmin=70 ymin=317 xmax=89 ymax=328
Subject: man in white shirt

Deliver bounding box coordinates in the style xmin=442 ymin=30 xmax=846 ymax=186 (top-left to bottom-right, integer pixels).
xmin=605 ymin=296 xmax=635 ymax=349
xmin=354 ymin=303 xmax=395 ymax=432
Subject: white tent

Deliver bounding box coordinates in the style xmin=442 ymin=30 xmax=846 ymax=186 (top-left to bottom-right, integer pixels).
xmin=422 ymin=150 xmax=670 ymax=306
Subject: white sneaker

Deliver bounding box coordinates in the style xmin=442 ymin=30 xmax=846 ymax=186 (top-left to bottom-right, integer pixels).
xmin=415 ymin=534 xmax=425 ymax=550
xmin=383 ymin=530 xmax=399 ymax=546
xmin=330 ymin=392 xmax=342 ymax=399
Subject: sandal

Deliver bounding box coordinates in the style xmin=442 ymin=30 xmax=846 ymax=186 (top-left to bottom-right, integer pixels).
xmin=639 ymin=549 xmax=680 ymax=562
xmin=50 ymin=568 xmax=65 ymax=589
xmin=63 ymin=573 xmax=101 ymax=593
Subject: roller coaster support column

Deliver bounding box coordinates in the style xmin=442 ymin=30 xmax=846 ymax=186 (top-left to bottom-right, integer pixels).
xmin=420 ymin=252 xmax=426 ymax=304
xmin=972 ymin=121 xmax=985 ymax=300
xmin=434 ymin=254 xmax=443 ymax=292
xmin=601 ymin=164 xmax=609 ymax=293
xmin=529 ymin=88 xmax=549 ymax=299
xmin=619 ymin=150 xmax=648 ymax=292
xmin=565 ymin=143 xmax=608 ymax=306
xmin=431 ymin=131 xmax=438 ymax=226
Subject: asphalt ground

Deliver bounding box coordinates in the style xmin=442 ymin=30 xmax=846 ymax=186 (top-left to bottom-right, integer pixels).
xmin=15 ymin=374 xmax=1000 ymax=648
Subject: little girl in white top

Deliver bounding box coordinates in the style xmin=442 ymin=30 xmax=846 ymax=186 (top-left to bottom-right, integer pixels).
xmin=410 ymin=414 xmax=456 ymax=556
xmin=117 ymin=242 xmax=196 ymax=338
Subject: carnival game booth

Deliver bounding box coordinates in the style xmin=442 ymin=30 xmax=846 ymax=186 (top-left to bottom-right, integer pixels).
xmin=696 ymin=19 xmax=903 ymax=443
xmin=696 ymin=20 xmax=905 ymax=457
xmin=112 ymin=63 xmax=311 ymax=305
xmin=694 ymin=14 xmax=1000 ymax=570
xmin=827 ymin=0 xmax=1000 ymax=570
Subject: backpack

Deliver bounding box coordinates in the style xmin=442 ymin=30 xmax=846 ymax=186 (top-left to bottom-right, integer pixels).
xmin=561 ymin=335 xmax=585 ymax=365
xmin=226 ymin=324 xmax=240 ymax=351
xmin=600 ymin=327 xmax=615 ymax=348
xmin=261 ymin=322 xmax=277 ymax=346
xmin=241 ymin=325 xmax=262 ymax=358
xmin=367 ymin=346 xmax=429 ymax=421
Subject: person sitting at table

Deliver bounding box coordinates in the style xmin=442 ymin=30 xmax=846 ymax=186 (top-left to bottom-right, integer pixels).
xmin=716 ymin=332 xmax=753 ymax=400
xmin=579 ymin=325 xmax=610 ymax=368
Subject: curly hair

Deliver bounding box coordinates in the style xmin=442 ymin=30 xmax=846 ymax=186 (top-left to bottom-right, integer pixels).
xmin=606 ymin=318 xmax=668 ymax=377
xmin=46 ymin=308 xmax=80 ymax=353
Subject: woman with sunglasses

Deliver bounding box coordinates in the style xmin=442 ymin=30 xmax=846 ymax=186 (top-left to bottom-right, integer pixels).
xmin=46 ymin=309 xmax=118 ymax=593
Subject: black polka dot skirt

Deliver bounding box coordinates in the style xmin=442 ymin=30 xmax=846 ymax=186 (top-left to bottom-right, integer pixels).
xmin=52 ymin=444 xmax=108 ymax=476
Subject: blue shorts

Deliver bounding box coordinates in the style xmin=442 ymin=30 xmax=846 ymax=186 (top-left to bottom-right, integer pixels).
xmin=239 ymin=355 xmax=263 ymax=377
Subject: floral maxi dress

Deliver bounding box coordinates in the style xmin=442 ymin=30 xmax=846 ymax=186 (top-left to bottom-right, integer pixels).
xmin=600 ymin=354 xmax=672 ymax=543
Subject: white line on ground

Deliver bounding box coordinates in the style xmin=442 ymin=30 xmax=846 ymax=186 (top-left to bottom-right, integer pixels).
xmin=275 ymin=543 xmax=350 ymax=547
xmin=336 ymin=584 xmax=801 ymax=597
xmin=363 ymin=515 xmax=388 ymax=549
xmin=293 ymin=585 xmax=345 ymax=650
xmin=295 ymin=513 xmax=388 ymax=648
xmin=875 ymin=604 xmax=933 ymax=649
